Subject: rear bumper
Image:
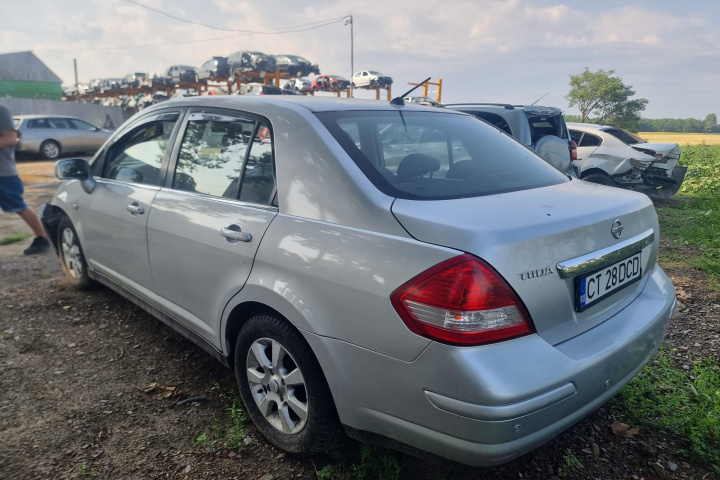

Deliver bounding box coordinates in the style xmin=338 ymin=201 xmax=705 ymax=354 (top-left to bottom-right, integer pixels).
xmin=306 ymin=264 xmax=675 ymax=466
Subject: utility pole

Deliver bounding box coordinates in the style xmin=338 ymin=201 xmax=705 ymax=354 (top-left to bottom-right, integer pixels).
xmin=345 ymin=15 xmax=353 ymax=98
xmin=73 ymin=58 xmax=80 ymax=103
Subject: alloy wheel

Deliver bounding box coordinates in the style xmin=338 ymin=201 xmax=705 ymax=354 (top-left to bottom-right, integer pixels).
xmin=61 ymin=227 xmax=83 ymax=279
xmin=246 ymin=338 xmax=309 ymax=435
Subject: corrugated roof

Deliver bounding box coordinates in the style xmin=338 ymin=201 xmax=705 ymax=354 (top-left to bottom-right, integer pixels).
xmin=0 ymin=51 xmax=62 ymax=84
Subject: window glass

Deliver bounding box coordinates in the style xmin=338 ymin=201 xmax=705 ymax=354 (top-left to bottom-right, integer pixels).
xmin=604 ymin=128 xmax=646 ymax=145
xmin=48 ymin=118 xmax=72 ymax=129
xmin=316 ymin=111 xmax=568 ymax=200
xmin=527 ymin=115 xmax=564 ymax=143
xmin=102 ymin=115 xmax=178 ymax=185
xmin=239 ymin=122 xmax=275 ymax=205
xmin=570 ymin=130 xmax=583 ymax=144
xmin=70 ymin=119 xmax=97 ymax=131
xmin=579 ymin=133 xmax=602 ymax=147
xmin=173 ymin=113 xmax=255 ymax=198
xmin=27 ymin=118 xmax=50 ymax=129
xmin=470 ymin=112 xmax=513 ymax=136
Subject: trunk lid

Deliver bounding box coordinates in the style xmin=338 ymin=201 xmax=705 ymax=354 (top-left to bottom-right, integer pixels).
xmin=633 ymin=143 xmax=681 ymax=172
xmin=391 ymin=180 xmax=659 ymax=345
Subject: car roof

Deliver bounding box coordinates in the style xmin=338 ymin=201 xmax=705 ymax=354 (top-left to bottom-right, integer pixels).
xmin=152 ymin=95 xmax=462 ymax=114
xmin=566 ymin=122 xmax=607 ymax=131
xmin=13 ymin=114 xmax=86 ymax=120
xmin=445 ymin=104 xmax=563 ymax=115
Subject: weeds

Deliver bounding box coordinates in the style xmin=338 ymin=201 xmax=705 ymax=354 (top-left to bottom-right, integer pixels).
xmin=612 ymin=350 xmax=720 ymax=473
xmin=560 ymin=448 xmax=583 ymax=473
xmin=313 ymin=443 xmax=404 ymax=480
xmin=0 ymin=232 xmax=31 ymax=246
xmin=77 ymin=462 xmax=96 ymax=476
xmin=194 ymin=385 xmax=248 ymax=451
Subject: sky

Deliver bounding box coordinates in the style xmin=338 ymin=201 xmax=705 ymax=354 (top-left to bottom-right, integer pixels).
xmin=1 ymin=0 xmax=718 ymax=119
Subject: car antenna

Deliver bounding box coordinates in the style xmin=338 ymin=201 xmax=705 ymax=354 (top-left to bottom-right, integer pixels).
xmin=390 ymin=77 xmax=431 ymax=106
xmin=530 ymin=92 xmax=549 ymax=106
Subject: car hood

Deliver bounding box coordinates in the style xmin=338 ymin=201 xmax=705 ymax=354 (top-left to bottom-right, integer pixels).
xmin=391 ymin=179 xmax=659 ymax=346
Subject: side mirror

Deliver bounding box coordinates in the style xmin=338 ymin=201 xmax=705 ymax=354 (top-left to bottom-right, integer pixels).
xmin=55 ymin=158 xmax=96 ymax=194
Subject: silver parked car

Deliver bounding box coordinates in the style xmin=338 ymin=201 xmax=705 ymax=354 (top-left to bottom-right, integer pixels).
xmin=41 ymin=96 xmax=675 ymax=467
xmin=568 ymin=122 xmax=686 ymax=195
xmin=13 ymin=115 xmax=112 ymax=160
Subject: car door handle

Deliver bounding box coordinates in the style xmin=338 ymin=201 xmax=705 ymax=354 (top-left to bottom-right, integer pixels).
xmin=220 ymin=226 xmax=252 ymax=243
xmin=127 ymin=203 xmax=145 ymax=215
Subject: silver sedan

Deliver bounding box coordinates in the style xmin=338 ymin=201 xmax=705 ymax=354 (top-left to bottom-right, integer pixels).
xmin=41 ymin=96 xmax=675 ymax=467
xmin=13 ymin=114 xmax=112 ymax=159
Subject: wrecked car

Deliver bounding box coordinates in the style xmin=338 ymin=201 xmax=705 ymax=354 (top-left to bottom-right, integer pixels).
xmin=568 ymin=123 xmax=685 ymax=196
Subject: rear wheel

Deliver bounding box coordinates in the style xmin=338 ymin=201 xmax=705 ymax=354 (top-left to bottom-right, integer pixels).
xmin=582 ymin=173 xmax=618 ymax=187
xmin=40 ymin=140 xmax=61 ymax=160
xmin=235 ymin=312 xmax=337 ymax=454
xmin=57 ymin=217 xmax=94 ymax=290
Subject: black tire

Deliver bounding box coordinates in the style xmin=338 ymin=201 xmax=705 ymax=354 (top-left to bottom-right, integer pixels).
xmin=57 ymin=217 xmax=94 ymax=290
xmin=39 ymin=140 xmax=61 ymax=160
xmin=235 ymin=312 xmax=338 ymax=455
xmin=582 ymin=173 xmax=619 ymax=187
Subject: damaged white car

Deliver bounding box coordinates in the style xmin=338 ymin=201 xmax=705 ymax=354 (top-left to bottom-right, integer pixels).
xmin=568 ymin=123 xmax=686 ymax=196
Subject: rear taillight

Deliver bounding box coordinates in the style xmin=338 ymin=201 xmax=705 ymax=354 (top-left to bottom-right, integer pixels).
xmin=570 ymin=140 xmax=578 ymax=161
xmin=391 ymin=254 xmax=534 ymax=346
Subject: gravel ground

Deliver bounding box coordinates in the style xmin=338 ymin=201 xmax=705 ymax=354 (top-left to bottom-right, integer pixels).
xmin=0 ymin=174 xmax=717 ymax=480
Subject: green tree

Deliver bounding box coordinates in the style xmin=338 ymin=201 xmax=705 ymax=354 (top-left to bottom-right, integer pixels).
xmin=704 ymin=113 xmax=718 ymax=133
xmin=565 ymin=68 xmax=648 ymax=130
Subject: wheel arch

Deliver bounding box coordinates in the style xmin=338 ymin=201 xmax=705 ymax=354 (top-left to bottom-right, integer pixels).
xmin=40 ymin=204 xmax=70 ymax=253
xmin=579 ymin=167 xmax=612 ymax=180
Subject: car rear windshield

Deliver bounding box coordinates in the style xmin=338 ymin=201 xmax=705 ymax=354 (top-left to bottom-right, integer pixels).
xmin=316 ymin=111 xmax=568 ymax=200
xmin=603 ymin=127 xmax=646 ymax=145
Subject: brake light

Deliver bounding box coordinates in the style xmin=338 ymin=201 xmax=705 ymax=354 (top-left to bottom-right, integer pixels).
xmin=391 ymin=255 xmax=534 ymax=346
xmin=570 ymin=140 xmax=578 ymax=161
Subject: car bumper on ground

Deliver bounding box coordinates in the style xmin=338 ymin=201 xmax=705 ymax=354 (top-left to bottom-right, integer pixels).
xmin=306 ymin=263 xmax=675 ymax=466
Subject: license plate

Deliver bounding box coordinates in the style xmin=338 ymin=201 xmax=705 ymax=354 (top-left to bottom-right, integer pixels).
xmin=576 ymin=253 xmax=642 ymax=311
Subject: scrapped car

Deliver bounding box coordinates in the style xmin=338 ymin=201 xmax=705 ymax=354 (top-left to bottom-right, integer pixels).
xmin=42 ymin=96 xmax=675 ymax=467
xmin=282 ymin=77 xmax=312 ymax=93
xmin=13 ymin=115 xmax=112 ymax=159
xmin=404 ymin=95 xmax=441 ymax=106
xmin=274 ymin=54 xmax=320 ymax=77
xmin=163 ymin=65 xmax=199 ymax=85
xmin=352 ymin=70 xmax=393 ymax=88
xmin=238 ymin=83 xmax=283 ymax=95
xmin=311 ymin=74 xmax=350 ymax=91
xmin=568 ymin=123 xmax=685 ymax=195
xmin=198 ymin=56 xmax=230 ymax=81
xmin=228 ymin=51 xmax=276 ymax=76
xmin=446 ymin=103 xmax=577 ymax=177
xmin=120 ymin=72 xmax=151 ymax=89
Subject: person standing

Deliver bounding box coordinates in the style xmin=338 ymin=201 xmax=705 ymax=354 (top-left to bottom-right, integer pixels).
xmin=0 ymin=105 xmax=50 ymax=254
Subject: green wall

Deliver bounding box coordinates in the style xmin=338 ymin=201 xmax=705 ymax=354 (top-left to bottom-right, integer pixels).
xmin=0 ymin=79 xmax=62 ymax=100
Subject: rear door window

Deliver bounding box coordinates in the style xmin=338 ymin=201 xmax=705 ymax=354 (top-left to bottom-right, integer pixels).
xmin=317 ymin=111 xmax=568 ymax=200
xmin=172 ymin=112 xmax=255 ymax=199
xmin=579 ymin=132 xmax=602 ymax=147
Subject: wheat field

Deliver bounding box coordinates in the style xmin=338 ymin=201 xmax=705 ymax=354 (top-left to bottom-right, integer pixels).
xmin=638 ymin=132 xmax=720 ymax=145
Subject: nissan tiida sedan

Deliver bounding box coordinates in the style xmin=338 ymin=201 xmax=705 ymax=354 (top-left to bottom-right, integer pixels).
xmin=41 ymin=96 xmax=675 ymax=467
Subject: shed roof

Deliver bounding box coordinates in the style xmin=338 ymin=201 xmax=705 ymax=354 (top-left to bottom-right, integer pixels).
xmin=0 ymin=51 xmax=62 ymax=84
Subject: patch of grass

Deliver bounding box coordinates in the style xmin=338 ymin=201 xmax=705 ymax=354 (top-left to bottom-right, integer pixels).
xmin=656 ymin=195 xmax=720 ymax=279
xmin=561 ymin=448 xmax=583 ymax=472
xmin=612 ymin=350 xmax=720 ymax=473
xmin=677 ymin=144 xmax=720 ymax=195
xmin=194 ymin=386 xmax=248 ymax=451
xmin=0 ymin=232 xmax=31 ymax=246
xmin=77 ymin=462 xmax=96 ymax=476
xmin=313 ymin=443 xmax=404 ymax=480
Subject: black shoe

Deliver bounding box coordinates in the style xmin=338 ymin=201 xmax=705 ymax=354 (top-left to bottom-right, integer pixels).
xmin=24 ymin=236 xmax=50 ymax=255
